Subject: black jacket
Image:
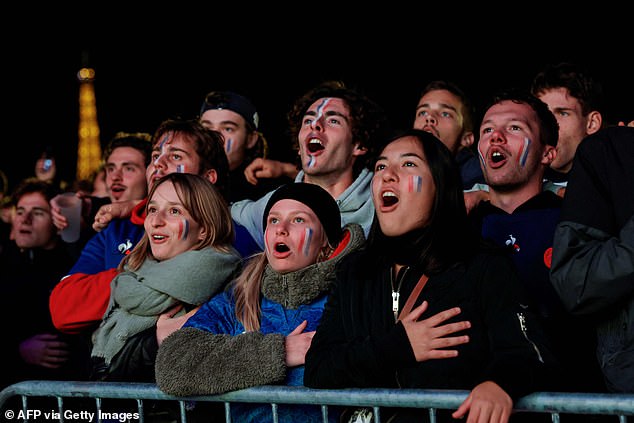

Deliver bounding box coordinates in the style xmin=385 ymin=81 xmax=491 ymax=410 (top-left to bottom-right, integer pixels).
xmin=305 ymin=249 xmax=553 ymax=404
xmin=550 ymin=126 xmax=634 ymax=393
xmin=0 ymin=243 xmax=90 ymax=389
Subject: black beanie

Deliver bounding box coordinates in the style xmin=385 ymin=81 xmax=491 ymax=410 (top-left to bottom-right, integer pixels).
xmin=263 ymin=183 xmax=342 ymax=247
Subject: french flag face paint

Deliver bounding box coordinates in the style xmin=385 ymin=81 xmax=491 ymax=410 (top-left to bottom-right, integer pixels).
xmin=178 ymin=218 xmax=190 ymax=240
xmin=154 ymin=135 xmax=170 ymax=165
xmin=176 ymin=164 xmax=185 ymax=173
xmin=310 ymin=98 xmax=332 ymax=130
xmin=408 ymin=175 xmax=423 ymax=192
xmin=477 ymin=148 xmax=486 ymax=169
xmin=517 ymin=137 xmax=531 ymax=167
xmin=299 ymin=227 xmax=313 ymax=256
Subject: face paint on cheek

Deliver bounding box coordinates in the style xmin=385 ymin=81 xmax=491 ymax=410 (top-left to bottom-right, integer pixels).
xmin=176 ymin=164 xmax=185 ymax=173
xmin=408 ymin=175 xmax=422 ymax=192
xmin=306 ymin=155 xmax=316 ymax=168
xmin=517 ymin=137 xmax=532 ymax=167
xmin=477 ymin=143 xmax=487 ymax=169
xmin=178 ymin=218 xmax=189 ymax=240
xmin=299 ymin=227 xmax=313 ymax=256
xmin=225 ymin=138 xmax=233 ymax=153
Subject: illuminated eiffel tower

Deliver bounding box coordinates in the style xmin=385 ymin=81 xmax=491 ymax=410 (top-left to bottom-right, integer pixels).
xmin=76 ymin=67 xmax=102 ymax=181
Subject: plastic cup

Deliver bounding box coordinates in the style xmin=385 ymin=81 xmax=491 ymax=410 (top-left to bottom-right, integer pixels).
xmin=53 ymin=192 xmax=82 ymax=243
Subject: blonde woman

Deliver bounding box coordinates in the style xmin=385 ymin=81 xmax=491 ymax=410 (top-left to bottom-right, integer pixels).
xmin=156 ymin=182 xmax=365 ymax=422
xmin=90 ymin=173 xmax=241 ymax=382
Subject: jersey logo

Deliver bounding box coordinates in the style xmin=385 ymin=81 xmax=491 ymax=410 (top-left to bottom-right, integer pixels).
xmin=505 ymin=234 xmax=520 ymax=252
xmin=117 ymin=239 xmax=134 ymax=255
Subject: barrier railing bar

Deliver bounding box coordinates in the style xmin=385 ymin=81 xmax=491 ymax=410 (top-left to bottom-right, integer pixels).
xmin=1 ymin=381 xmax=632 ymax=420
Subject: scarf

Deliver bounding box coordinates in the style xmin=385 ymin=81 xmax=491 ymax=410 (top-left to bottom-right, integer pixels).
xmin=262 ymin=223 xmax=365 ymax=308
xmin=91 ymin=247 xmax=241 ymax=364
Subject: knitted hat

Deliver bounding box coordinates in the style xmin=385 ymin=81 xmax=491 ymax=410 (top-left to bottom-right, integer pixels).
xmin=263 ymin=183 xmax=342 ymax=247
xmin=200 ymin=91 xmax=259 ymax=130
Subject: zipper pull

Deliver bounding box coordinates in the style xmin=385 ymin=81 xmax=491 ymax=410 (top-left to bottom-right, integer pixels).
xmin=392 ymin=291 xmax=400 ymax=321
xmin=516 ymin=312 xmax=544 ymax=363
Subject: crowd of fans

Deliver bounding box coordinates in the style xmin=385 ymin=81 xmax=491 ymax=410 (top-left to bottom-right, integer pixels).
xmin=0 ymin=62 xmax=632 ymax=423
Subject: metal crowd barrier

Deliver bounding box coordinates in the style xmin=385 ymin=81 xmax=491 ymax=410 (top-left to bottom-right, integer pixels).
xmin=0 ymin=380 xmax=633 ymax=422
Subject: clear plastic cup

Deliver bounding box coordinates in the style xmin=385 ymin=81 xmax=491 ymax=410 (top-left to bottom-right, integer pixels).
xmin=53 ymin=192 xmax=82 ymax=243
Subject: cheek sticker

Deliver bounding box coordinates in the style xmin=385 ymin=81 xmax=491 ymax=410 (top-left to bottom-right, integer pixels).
xmin=408 ymin=175 xmax=422 ymax=192
xmin=225 ymin=138 xmax=233 ymax=153
xmin=178 ymin=218 xmax=190 ymax=240
xmin=299 ymin=227 xmax=313 ymax=256
xmin=518 ymin=137 xmax=532 ymax=167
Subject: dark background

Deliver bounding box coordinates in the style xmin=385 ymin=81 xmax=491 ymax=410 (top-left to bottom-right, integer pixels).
xmin=3 ymin=11 xmax=633 ymax=193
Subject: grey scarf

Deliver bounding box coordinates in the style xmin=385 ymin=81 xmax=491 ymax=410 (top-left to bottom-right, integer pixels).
xmin=91 ymin=247 xmax=240 ymax=364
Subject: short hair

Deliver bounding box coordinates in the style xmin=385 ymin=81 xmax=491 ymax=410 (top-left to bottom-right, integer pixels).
xmin=102 ymin=132 xmax=153 ymax=167
xmin=419 ymin=80 xmax=476 ymax=134
xmin=484 ymin=89 xmax=559 ymax=147
xmin=531 ymin=62 xmax=604 ymax=116
xmin=287 ymin=80 xmax=389 ymax=175
xmin=121 ymin=173 xmax=235 ymax=272
xmin=12 ymin=177 xmax=61 ymax=204
xmin=151 ymin=119 xmax=230 ymax=199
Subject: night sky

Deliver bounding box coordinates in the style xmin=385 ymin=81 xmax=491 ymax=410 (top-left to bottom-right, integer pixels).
xmin=3 ymin=13 xmax=633 ymax=193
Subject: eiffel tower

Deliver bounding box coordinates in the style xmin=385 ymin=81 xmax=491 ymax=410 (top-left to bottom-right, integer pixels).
xmin=76 ymin=66 xmax=102 ymax=181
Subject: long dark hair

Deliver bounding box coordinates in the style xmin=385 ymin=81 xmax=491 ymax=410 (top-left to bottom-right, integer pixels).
xmin=366 ymin=128 xmax=479 ymax=273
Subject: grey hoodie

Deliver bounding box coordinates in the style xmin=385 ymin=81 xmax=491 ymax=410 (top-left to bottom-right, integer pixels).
xmin=231 ymin=169 xmax=375 ymax=250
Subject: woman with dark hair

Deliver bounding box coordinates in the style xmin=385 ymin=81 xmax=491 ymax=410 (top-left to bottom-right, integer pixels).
xmin=305 ymin=129 xmax=552 ymax=422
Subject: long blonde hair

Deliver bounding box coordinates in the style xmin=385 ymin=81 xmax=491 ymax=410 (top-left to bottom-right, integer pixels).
xmin=234 ymin=242 xmax=333 ymax=332
xmin=118 ymin=173 xmax=234 ymax=272
xmin=233 ymin=252 xmax=268 ymax=332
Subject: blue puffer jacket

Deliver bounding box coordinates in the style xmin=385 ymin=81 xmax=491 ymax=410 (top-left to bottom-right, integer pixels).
xmin=155 ymin=224 xmax=366 ymax=422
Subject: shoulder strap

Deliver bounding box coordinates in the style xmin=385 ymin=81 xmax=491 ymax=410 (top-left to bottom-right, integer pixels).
xmin=398 ymin=274 xmax=428 ymax=321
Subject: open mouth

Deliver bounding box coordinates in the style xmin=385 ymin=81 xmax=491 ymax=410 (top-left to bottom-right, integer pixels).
xmin=275 ymin=243 xmax=290 ymax=253
xmin=487 ymin=149 xmax=509 ymax=168
xmin=491 ymin=151 xmax=506 ymax=163
xmin=307 ymin=138 xmax=325 ymax=154
xmin=382 ymin=191 xmax=399 ymax=207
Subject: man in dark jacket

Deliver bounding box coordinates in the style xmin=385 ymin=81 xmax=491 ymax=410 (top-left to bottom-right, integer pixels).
xmin=0 ymin=179 xmax=89 ymax=389
xmin=550 ymin=126 xmax=634 ymax=393
xmin=470 ymin=90 xmax=605 ymax=393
